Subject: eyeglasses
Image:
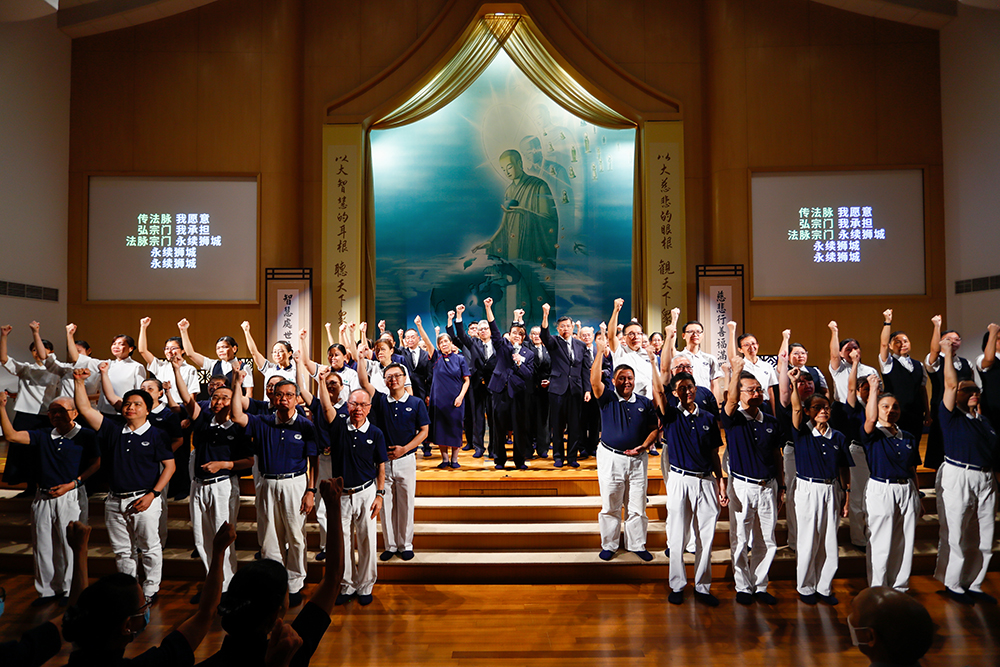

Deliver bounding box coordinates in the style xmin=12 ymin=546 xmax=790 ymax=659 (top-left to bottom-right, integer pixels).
xmin=811 ymin=405 xmax=832 ymax=412
xmin=275 ymin=392 xmax=297 ymax=399
xmin=740 ymin=388 xmax=763 ymax=395
xmin=348 ymin=401 xmax=371 ymax=409
xmin=384 ymin=374 xmax=405 ymax=381
xmin=132 ymin=598 xmax=153 ymax=618
xmin=847 ymin=616 xmax=873 ymax=647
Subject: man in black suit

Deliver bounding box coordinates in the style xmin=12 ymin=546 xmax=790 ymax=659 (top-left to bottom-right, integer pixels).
xmin=449 ymin=305 xmax=498 ymax=458
xmin=483 ymin=299 xmax=535 ymax=471
xmin=394 ymin=327 xmax=432 ymax=401
xmin=539 ymin=302 xmax=592 ymax=468
xmin=527 ymin=325 xmax=551 ymax=458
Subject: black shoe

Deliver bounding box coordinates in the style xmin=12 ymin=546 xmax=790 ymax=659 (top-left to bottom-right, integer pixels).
xmin=517 ymin=464 xmax=528 ymax=470
xmin=190 ymin=592 xmax=201 ymax=605
xmin=537 ymin=450 xmax=549 ymax=459
xmin=358 ymin=594 xmax=374 ymax=606
xmin=755 ymin=591 xmax=778 ymax=605
xmin=254 ymin=550 xmax=262 ymax=560
xmin=694 ymin=591 xmax=720 ymax=607
xmin=554 ymin=459 xmax=563 ymax=468
xmin=335 ymin=593 xmax=354 ymax=606
xmin=316 ymin=549 xmax=327 ymax=562
xmin=379 ymin=550 xmax=395 ymax=562
xmin=473 ymin=450 xmax=484 ymax=459
xmin=494 ymin=463 xmax=506 ymax=470
xmin=288 ymin=592 xmax=303 ymax=607
xmin=422 ymin=448 xmax=433 ymax=458
xmin=668 ymin=590 xmax=684 ymax=605
xmin=599 ymin=549 xmax=615 ymax=561
xmin=799 ymin=593 xmax=818 ymax=605
xmin=631 ymin=550 xmax=653 ymax=562
xmin=190 ymin=549 xmax=200 ymax=559
xmin=649 ymin=449 xmax=660 ymax=457
xmin=736 ymin=592 xmax=754 ymax=606
xmin=461 ymin=445 xmax=473 ymax=451
xmin=664 ymin=548 xmax=670 ymax=558
xmin=817 ymin=593 xmax=838 ymax=606
xmin=940 ymin=589 xmax=975 ymax=605
xmin=436 ymin=461 xmax=450 ymax=469
xmin=568 ymin=460 xmax=580 ymax=468
xmin=146 ymin=593 xmax=159 ymax=605
xmin=30 ymin=595 xmax=59 ymax=608
xmin=967 ymin=590 xmax=998 ymax=605
xmin=399 ymin=550 xmax=414 ymax=561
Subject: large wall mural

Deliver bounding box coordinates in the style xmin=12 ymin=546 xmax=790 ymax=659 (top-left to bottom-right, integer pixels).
xmin=371 ymin=51 xmax=635 ymax=330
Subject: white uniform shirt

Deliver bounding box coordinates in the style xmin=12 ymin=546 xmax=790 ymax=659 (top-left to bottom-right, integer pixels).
xmin=676 ymin=349 xmax=724 ymax=389
xmin=257 ymin=360 xmax=297 ymax=385
xmin=79 ymin=355 xmax=146 ymax=415
xmin=45 ymin=354 xmax=101 ymax=402
xmin=1 ymin=356 xmax=63 ymax=414
xmin=743 ymin=356 xmax=779 ymax=391
xmin=829 ymin=358 xmax=879 ymax=404
xmin=612 ymin=345 xmax=654 ymax=399
xmin=147 ymin=358 xmax=201 ymax=405
xmin=199 ymin=357 xmax=254 ymax=388
xmin=312 ymin=364 xmax=360 ymax=404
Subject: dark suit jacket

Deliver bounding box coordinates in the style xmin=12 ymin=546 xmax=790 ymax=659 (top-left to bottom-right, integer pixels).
xmin=539 ymin=327 xmax=591 ymax=396
xmin=395 ymin=346 xmax=432 ymax=399
xmin=530 ymin=342 xmax=551 ymax=394
xmin=448 ymin=321 xmax=497 ymax=386
xmin=486 ymin=319 xmax=535 ymax=397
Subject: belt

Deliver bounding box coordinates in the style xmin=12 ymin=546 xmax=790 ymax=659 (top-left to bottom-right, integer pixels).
xmin=796 ymin=474 xmax=835 ymax=485
xmin=670 ymin=465 xmax=712 ymax=479
xmin=870 ymin=476 xmax=911 ymax=484
xmin=600 ymin=442 xmax=630 ymax=456
xmin=344 ymin=479 xmax=375 ymax=495
xmin=262 ymin=470 xmax=305 ymax=481
xmin=945 ymin=456 xmax=991 ymax=473
xmin=195 ymin=475 xmax=231 ymax=485
xmin=731 ymin=472 xmax=773 ymax=486
xmin=109 ymin=489 xmax=148 ymax=499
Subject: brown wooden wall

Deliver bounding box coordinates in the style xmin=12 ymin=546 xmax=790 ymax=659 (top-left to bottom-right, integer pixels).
xmin=66 ymin=0 xmax=945 ymax=372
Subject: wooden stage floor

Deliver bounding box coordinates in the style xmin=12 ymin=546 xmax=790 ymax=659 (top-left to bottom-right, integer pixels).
xmin=1 ymin=573 xmax=997 ymax=666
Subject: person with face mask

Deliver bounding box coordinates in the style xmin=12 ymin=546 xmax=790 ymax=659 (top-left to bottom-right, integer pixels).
xmin=847 ymin=587 xmax=935 ymax=666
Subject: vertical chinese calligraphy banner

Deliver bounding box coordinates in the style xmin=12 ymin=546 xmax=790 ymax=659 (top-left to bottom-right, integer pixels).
xmin=644 ymin=122 xmax=687 ymax=332
xmin=322 ymin=125 xmax=365 ymax=328
xmin=265 ymin=269 xmax=312 ymax=361
xmin=696 ymin=265 xmax=744 ymax=364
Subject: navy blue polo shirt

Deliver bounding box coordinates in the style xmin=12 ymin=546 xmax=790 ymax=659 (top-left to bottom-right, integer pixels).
xmin=598 ymin=390 xmax=658 ymax=452
xmin=148 ymin=405 xmax=183 ymax=441
xmin=659 ymin=403 xmax=722 ymax=474
xmin=862 ymin=426 xmax=920 ymax=479
xmin=720 ymin=407 xmax=782 ymax=480
xmin=939 ymin=403 xmax=998 ymax=469
xmin=27 ymin=425 xmax=100 ymax=488
xmin=831 ymin=400 xmax=865 ymax=445
xmin=667 ymin=386 xmax=719 ymax=418
xmin=247 ymin=397 xmax=275 ymax=416
xmin=371 ymin=393 xmax=430 ymax=454
xmin=775 ymin=401 xmax=795 ymax=444
xmin=792 ymin=422 xmax=853 ymax=480
xmin=190 ymin=412 xmax=253 ymax=481
xmin=96 ymin=417 xmax=174 ymax=493
xmin=329 ymin=420 xmax=388 ymax=488
xmin=245 ymin=412 xmax=317 ymax=476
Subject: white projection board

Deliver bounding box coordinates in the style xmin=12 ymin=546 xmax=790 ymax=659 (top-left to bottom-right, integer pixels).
xmin=750 ymin=169 xmax=925 ymax=298
xmin=87 ymin=176 xmax=259 ymax=302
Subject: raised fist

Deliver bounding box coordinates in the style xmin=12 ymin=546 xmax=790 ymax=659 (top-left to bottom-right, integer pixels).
xmin=140 ymin=317 xmax=151 ymax=327
xmin=931 ymin=314 xmax=942 ymax=327
xmin=413 ymin=315 xmax=422 ymax=326
xmin=613 ymin=298 xmax=624 ymax=310
xmin=541 ymin=303 xmax=550 ymax=315
xmin=882 ymin=309 xmax=892 ymax=323
xmin=726 ymin=321 xmax=737 ymax=332
xmin=828 ymin=321 xmax=838 ymax=331
xmin=456 ymin=304 xmax=466 ymax=314
xmin=483 ymin=297 xmax=494 ymax=308
xmin=241 ymin=321 xmax=251 ymax=332
xmin=0 ymin=325 xmax=11 ymax=336
xmin=28 ymin=321 xmax=40 ymax=333
xmin=177 ymin=319 xmax=189 ymax=331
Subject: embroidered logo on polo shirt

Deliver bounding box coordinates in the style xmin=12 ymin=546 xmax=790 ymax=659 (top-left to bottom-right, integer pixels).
xmin=227 ymin=435 xmax=234 ymax=441
xmin=294 ymin=434 xmax=302 ymax=440
xmin=141 ymin=441 xmax=150 ymax=447
xmin=406 ymin=407 xmax=412 ymax=412
xmin=765 ymin=428 xmax=773 ymax=433
xmin=702 ymin=425 xmax=709 ymax=431
xmin=367 ymin=439 xmax=373 ymax=444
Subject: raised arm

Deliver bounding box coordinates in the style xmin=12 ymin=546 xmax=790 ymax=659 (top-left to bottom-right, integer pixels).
xmin=72 ymin=369 xmax=103 ymax=431
xmin=177 ymin=319 xmax=207 ymax=368
xmin=229 ymin=366 xmax=249 ymax=427
xmin=777 ymin=331 xmax=791 ymax=407
xmin=846 ymin=349 xmax=860 ymax=409
xmin=788 ymin=367 xmax=804 ymax=431
xmin=941 ymin=338 xmax=958 ymax=412
xmin=660 ymin=319 xmax=676 ymax=377
xmin=863 ymin=373 xmax=880 ymax=434
xmin=724 ymin=355 xmax=745 ymax=417
xmin=828 ymin=320 xmax=841 ymax=372
xmin=982 ymin=322 xmax=999 ymax=370
xmin=0 ymin=391 xmax=30 ymax=443
xmin=646 ymin=342 xmax=667 ymax=413
xmin=879 ymin=309 xmax=893 ymax=364
xmin=98 ymin=362 xmax=124 ymax=412
xmin=590 ymin=338 xmax=606 ymax=399
xmin=726 ymin=320 xmax=738 ymax=366
xmin=352 ymin=336 xmax=376 ymax=399
xmin=0 ymin=324 xmax=10 ymax=365
xmin=172 ymin=356 xmax=200 ymax=421
xmin=175 ymin=523 xmax=237 ymax=652
xmin=928 ymin=314 xmax=943 ymax=362
xmin=414 ymin=316 xmax=435 ymax=360
xmin=607 ymin=298 xmax=623 ymax=353
xmin=137 ymin=317 xmax=156 ymax=366
xmin=29 ymin=321 xmax=48 ymax=361
xmin=241 ymin=321 xmax=267 ymax=370
xmin=65 ymin=323 xmax=80 ymax=363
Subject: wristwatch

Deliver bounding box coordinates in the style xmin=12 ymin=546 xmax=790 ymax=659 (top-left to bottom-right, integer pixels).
xmin=151 ymin=490 xmax=161 ymax=498
xmin=306 ymin=487 xmax=317 ymax=494
xmin=376 ymin=489 xmax=386 ymax=497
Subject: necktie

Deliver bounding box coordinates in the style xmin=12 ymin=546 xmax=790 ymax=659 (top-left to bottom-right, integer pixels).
xmin=567 ymin=338 xmax=574 ymax=362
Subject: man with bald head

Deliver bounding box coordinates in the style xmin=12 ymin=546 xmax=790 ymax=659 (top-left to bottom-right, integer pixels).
xmin=1 ymin=392 xmax=100 ymax=606
xmin=848 ymin=587 xmax=934 ymax=666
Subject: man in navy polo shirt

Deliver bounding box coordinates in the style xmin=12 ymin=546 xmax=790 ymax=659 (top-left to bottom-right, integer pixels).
xmin=172 ymin=358 xmax=253 ymax=595
xmin=354 ymin=353 xmax=427 ymax=561
xmin=0 ymin=393 xmax=100 ymax=606
xmin=934 ymin=338 xmax=999 ymax=605
xmin=71 ymin=368 xmax=175 ymax=602
xmin=654 ymin=369 xmax=727 ymax=607
xmin=721 ymin=357 xmax=785 ymax=606
xmin=590 ymin=338 xmax=659 ymax=563
xmin=318 ymin=385 xmax=388 ymax=606
xmin=230 ymin=368 xmax=317 ymax=607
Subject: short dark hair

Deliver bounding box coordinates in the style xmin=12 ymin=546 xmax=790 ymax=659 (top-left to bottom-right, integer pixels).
xmin=557 ymin=316 xmax=573 ymax=325
xmin=804 ymin=394 xmax=830 ymax=410
xmin=510 ymin=323 xmax=527 ymax=338
xmin=669 ymin=371 xmax=695 ymax=391
xmin=789 ymin=342 xmax=808 ymax=353
xmin=62 ymin=572 xmax=141 ymax=647
xmin=218 ymin=559 xmax=288 ymax=638
xmin=839 ymin=338 xmax=859 ymax=351
xmin=613 ymin=364 xmax=635 ymax=378
xmin=112 ymin=334 xmax=136 ymax=350
xmin=737 ymin=333 xmax=756 ymax=348
xmin=273 ymin=340 xmax=293 ymax=353
xmin=74 ymin=339 xmax=91 ymax=352
xmin=142 ymin=377 xmax=163 ymax=391
xmin=682 ymin=320 xmax=704 ymax=334
xmin=29 ymin=338 xmax=55 ymax=353
xmin=383 ymin=362 xmax=405 ymax=376
xmin=941 ymin=329 xmax=959 ymax=338
xmin=164 ymin=336 xmax=184 ymax=350
xmin=122 ymin=389 xmax=153 ymax=411
xmin=273 ymin=380 xmax=298 ymax=395
xmin=889 ymin=331 xmax=907 ymax=343
xmin=217 ymin=335 xmax=238 ymax=348
xmin=623 ymin=320 xmax=642 ymax=334
xmin=327 ymin=343 xmax=347 ymax=355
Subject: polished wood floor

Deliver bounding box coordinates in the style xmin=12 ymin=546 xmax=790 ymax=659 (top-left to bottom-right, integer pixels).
xmin=2 ymin=573 xmax=997 ymax=666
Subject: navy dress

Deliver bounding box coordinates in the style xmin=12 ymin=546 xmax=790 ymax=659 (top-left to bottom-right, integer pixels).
xmin=430 ymin=352 xmax=469 ymax=448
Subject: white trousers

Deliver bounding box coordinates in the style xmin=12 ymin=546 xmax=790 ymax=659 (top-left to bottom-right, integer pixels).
xmin=382 ymin=454 xmax=417 ymax=553
xmin=865 ymin=479 xmax=918 ymax=591
xmin=728 ymin=477 xmax=778 ymax=594
xmin=257 ymin=475 xmax=308 ymax=594
xmin=597 ymin=446 xmax=649 ymax=552
xmin=190 ymin=476 xmax=240 ymax=589
xmin=105 ymin=494 xmax=163 ymax=598
xmin=157 ymin=463 xmax=169 ymax=546
xmin=934 ymin=462 xmax=997 ymax=593
xmin=341 ymin=483 xmax=378 ymax=596
xmin=794 ymin=479 xmax=840 ymax=596
xmin=32 ymin=491 xmax=81 ymax=597
xmin=76 ymin=484 xmax=89 ymax=525
xmin=848 ymin=443 xmax=870 ymax=547
xmin=666 ymin=473 xmax=719 ymax=594
xmin=783 ymin=444 xmax=797 ymax=549
xmin=315 ymin=454 xmax=333 ymax=550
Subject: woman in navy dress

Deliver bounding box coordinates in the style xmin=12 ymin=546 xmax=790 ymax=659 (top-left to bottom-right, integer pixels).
xmin=416 ymin=316 xmax=469 ymax=469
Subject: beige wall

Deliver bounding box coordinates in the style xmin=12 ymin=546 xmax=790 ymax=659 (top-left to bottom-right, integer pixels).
xmin=65 ymin=0 xmax=944 ymax=365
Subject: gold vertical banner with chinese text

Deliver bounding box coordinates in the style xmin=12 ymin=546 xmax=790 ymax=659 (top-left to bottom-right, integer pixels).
xmin=322 ymin=125 xmax=364 ymax=328
xmin=643 ymin=122 xmax=686 ymax=332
